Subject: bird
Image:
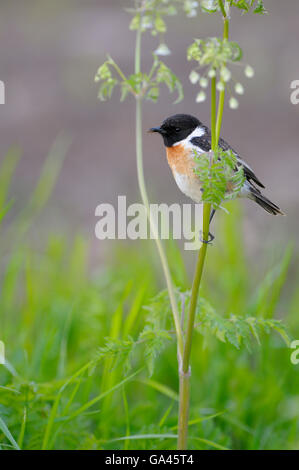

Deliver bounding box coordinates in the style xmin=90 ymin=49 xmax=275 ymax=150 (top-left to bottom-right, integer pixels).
xmin=149 ymin=113 xmax=284 ymax=241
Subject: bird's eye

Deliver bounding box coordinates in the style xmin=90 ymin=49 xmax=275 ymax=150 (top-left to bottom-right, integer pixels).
xmin=175 ymin=128 xmax=181 ymax=133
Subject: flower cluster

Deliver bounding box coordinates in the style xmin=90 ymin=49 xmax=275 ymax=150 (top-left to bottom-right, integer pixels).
xmin=199 ymin=0 xmax=267 ymax=15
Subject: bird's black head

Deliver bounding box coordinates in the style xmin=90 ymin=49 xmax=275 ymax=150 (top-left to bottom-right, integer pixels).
xmin=149 ymin=114 xmax=201 ymax=147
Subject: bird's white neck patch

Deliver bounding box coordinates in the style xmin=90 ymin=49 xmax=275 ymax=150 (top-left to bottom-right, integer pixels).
xmin=173 ymin=125 xmax=206 ymax=147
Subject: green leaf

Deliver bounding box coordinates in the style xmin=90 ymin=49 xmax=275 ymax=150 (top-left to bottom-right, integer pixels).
xmin=109 ymin=433 xmax=178 ymax=442
xmin=65 ymin=369 xmax=142 ymax=421
xmin=129 ymin=14 xmax=140 ymax=31
xmin=146 ymin=86 xmax=160 ymax=102
xmin=120 ymin=82 xmax=130 ymax=102
xmin=95 ymin=63 xmax=111 ymax=82
xmin=193 ymin=293 xmax=290 ymax=351
xmin=155 ymin=62 xmax=184 ymax=103
xmin=98 ymin=78 xmax=118 ymax=101
xmin=139 ymin=379 xmax=179 ymax=401
xmin=253 ymin=0 xmax=267 ymax=14
xmin=188 ymin=38 xmax=243 ymax=70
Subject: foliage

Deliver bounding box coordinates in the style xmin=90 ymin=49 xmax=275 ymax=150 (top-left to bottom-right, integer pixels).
xmin=95 ymin=55 xmax=183 ymax=103
xmin=187 ymin=38 xmax=243 ymax=66
xmin=229 ymin=0 xmax=267 ymax=14
xmin=95 ymin=0 xmax=184 ymax=104
xmin=143 ymin=287 xmax=290 ymax=354
xmin=128 ymin=0 xmax=177 ymax=38
xmin=195 ymin=298 xmax=290 ymax=351
xmin=186 ymin=0 xmax=264 ymax=109
xmin=200 ymin=0 xmax=267 ymax=15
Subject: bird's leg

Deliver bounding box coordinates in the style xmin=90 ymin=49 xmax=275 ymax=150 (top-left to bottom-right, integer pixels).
xmin=199 ymin=208 xmax=216 ymax=244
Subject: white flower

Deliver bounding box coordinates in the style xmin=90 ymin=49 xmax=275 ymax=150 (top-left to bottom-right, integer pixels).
xmin=154 ymin=43 xmax=171 ymax=56
xmin=217 ymin=81 xmax=225 ymax=91
xmin=220 ymin=66 xmax=231 ymax=82
xmin=245 ymin=65 xmax=255 ymax=78
xmin=201 ymin=0 xmax=218 ymax=12
xmin=235 ymin=83 xmax=244 ymax=95
xmin=196 ymin=91 xmax=206 ymax=103
xmin=229 ymin=97 xmax=239 ymax=109
xmin=208 ymin=69 xmax=216 ymax=78
xmin=189 ymin=70 xmax=200 ymax=84
xmin=199 ymin=77 xmax=208 ymax=88
xmin=187 ymin=9 xmax=197 ymax=17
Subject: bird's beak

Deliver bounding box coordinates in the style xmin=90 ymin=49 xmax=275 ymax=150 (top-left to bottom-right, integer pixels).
xmin=148 ymin=126 xmax=165 ymax=135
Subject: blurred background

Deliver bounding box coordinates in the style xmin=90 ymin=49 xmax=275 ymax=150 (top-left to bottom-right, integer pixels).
xmin=0 ymin=0 xmax=298 ymax=259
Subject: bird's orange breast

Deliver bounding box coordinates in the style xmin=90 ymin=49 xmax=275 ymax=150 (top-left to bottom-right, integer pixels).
xmin=166 ymin=144 xmax=195 ymax=177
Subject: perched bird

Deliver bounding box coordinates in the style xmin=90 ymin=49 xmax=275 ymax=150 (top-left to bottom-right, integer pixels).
xmin=150 ymin=114 xmax=284 ymax=229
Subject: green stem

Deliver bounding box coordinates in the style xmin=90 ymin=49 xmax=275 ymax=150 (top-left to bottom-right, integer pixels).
xmin=211 ymin=75 xmax=217 ymax=150
xmin=216 ymin=88 xmax=225 ymax=145
xmin=177 ymin=368 xmax=190 ymax=449
xmin=183 ymin=203 xmax=211 ymax=374
xmin=218 ymin=0 xmax=227 ymax=19
xmin=216 ymin=9 xmax=229 ymax=145
xmin=134 ymin=29 xmax=184 ymax=359
xmin=134 ymin=24 xmax=142 ymax=75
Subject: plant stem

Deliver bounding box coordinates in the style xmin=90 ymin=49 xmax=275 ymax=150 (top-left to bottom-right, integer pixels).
xmin=134 ymin=23 xmax=142 ymax=75
xmin=134 ymin=28 xmax=184 ymax=359
xmin=182 ymin=206 xmax=211 ymax=375
xmin=177 ymin=203 xmax=211 ymax=449
xmin=177 ymin=367 xmax=190 ymax=449
xmin=211 ymin=75 xmax=217 ymax=149
xmin=108 ymin=56 xmax=128 ymax=84
xmin=218 ymin=0 xmax=227 ymax=18
xmin=177 ymin=4 xmax=230 ymax=449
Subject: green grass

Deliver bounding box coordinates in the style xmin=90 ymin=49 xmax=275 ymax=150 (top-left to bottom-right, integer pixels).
xmin=0 ymin=148 xmax=298 ymax=450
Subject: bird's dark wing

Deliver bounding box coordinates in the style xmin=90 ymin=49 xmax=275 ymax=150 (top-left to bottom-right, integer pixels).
xmin=191 ymin=134 xmax=265 ymax=189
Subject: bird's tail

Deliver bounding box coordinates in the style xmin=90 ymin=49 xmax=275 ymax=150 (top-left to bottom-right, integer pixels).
xmin=249 ymin=187 xmax=285 ymax=216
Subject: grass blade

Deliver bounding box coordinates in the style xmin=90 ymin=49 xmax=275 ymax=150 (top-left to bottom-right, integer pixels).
xmin=0 ymin=416 xmax=20 ymax=450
